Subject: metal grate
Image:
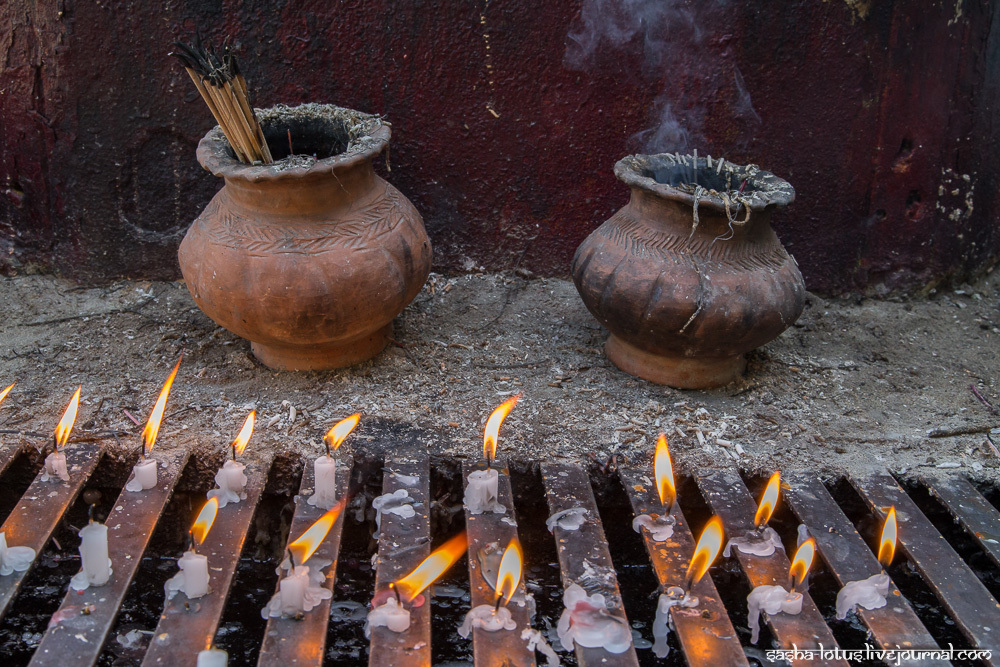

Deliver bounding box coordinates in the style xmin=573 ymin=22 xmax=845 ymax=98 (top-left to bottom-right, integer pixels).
xmin=0 ymin=439 xmax=998 ymax=666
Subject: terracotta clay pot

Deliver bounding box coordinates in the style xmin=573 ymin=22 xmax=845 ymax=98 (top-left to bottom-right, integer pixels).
xmin=179 ymin=104 xmax=432 ymax=370
xmin=571 ymin=154 xmax=805 ymax=389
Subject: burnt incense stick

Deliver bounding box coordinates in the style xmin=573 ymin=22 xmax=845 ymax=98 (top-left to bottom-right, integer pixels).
xmin=171 ymin=37 xmax=272 ymax=164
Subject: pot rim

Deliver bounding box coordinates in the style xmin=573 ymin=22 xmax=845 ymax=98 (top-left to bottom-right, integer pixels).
xmin=197 ymin=103 xmax=390 ymax=183
xmin=615 ymin=153 xmax=795 ymax=213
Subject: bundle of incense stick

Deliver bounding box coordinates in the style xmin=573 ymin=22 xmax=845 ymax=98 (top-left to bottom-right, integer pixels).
xmin=171 ymin=37 xmax=272 ymax=164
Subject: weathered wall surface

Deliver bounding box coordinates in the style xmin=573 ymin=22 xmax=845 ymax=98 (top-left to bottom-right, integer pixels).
xmin=1 ymin=0 xmax=998 ymax=293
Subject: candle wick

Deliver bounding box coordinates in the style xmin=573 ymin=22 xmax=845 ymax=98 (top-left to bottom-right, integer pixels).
xmin=188 ymin=531 xmax=196 ymax=554
xmin=390 ymin=583 xmax=402 ymax=605
xmin=494 ymin=594 xmax=504 ymax=612
xmin=325 ymin=437 xmax=331 ymax=458
xmin=232 ymin=442 xmax=236 ymax=461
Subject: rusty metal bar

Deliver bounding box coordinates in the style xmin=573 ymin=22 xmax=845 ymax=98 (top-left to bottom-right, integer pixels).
xmin=697 ymin=470 xmax=848 ymax=667
xmin=783 ymin=473 xmax=940 ymax=664
xmin=540 ymin=462 xmax=639 ymax=667
xmin=368 ymin=455 xmax=431 ymax=667
xmin=618 ymin=467 xmax=749 ymax=667
xmin=851 ymin=473 xmax=1000 ymax=663
xmin=920 ymin=474 xmax=1000 ymax=570
xmin=461 ymin=459 xmax=535 ymax=667
xmin=142 ymin=454 xmax=274 ymax=666
xmin=0 ymin=442 xmax=23 ymax=482
xmin=0 ymin=442 xmax=105 ymax=619
xmin=257 ymin=455 xmax=353 ymax=667
xmin=29 ymin=449 xmax=190 ymax=667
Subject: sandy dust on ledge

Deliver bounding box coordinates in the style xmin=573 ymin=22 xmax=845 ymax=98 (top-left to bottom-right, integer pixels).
xmin=0 ymin=271 xmax=997 ymax=481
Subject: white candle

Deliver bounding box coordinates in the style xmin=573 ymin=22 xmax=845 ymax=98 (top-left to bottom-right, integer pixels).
xmin=458 ymin=604 xmax=516 ymax=637
xmin=835 ymin=572 xmax=890 ymax=619
xmin=42 ymin=451 xmax=69 ymax=482
xmin=464 ymin=469 xmax=505 ymax=515
xmin=261 ymin=559 xmax=333 ymax=618
xmin=125 ymin=458 xmax=158 ymax=492
xmin=556 ymin=583 xmax=632 ymax=654
xmin=366 ymin=596 xmax=411 ymax=635
xmin=632 ymin=514 xmax=675 ymax=541
xmin=308 ymin=455 xmax=338 ymax=509
xmin=724 ymin=526 xmax=784 ymax=557
xmin=69 ymin=521 xmax=112 ymax=590
xmin=747 ymin=584 xmax=804 ymax=643
xmin=280 ymin=565 xmax=307 ymax=611
xmin=207 ymin=460 xmax=247 ymax=508
xmin=197 ymin=648 xmax=228 ymax=667
xmin=165 ymin=550 xmax=210 ymax=599
xmin=0 ymin=531 xmax=36 ymax=576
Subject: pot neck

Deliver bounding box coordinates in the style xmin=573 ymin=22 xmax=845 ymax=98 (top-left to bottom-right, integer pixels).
xmin=627 ymin=187 xmax=773 ymax=243
xmin=221 ymin=160 xmax=379 ymax=220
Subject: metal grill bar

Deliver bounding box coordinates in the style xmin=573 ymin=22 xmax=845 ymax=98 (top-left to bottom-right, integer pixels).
xmin=921 ymin=474 xmax=1000 ymax=570
xmin=851 ymin=473 xmax=1000 ymax=666
xmin=29 ymin=449 xmax=190 ymax=667
xmin=541 ymin=462 xmax=639 ymax=667
xmin=368 ymin=455 xmax=431 ymax=667
xmin=0 ymin=443 xmax=22 ymax=478
xmin=142 ymin=455 xmax=274 ymax=666
xmin=258 ymin=456 xmax=352 ymax=666
xmin=461 ymin=459 xmax=536 ymax=667
xmin=783 ymin=472 xmax=940 ymax=663
xmin=618 ymin=467 xmax=749 ymax=667
xmin=0 ymin=442 xmax=105 ymax=619
xmin=697 ymin=470 xmax=849 ymax=666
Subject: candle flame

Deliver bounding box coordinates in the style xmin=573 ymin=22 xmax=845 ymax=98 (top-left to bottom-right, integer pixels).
xmin=232 ymin=411 xmax=255 ymax=457
xmin=654 ymin=434 xmax=675 ymax=507
xmin=686 ymin=516 xmax=724 ymax=585
xmin=496 ymin=538 xmax=523 ymax=605
xmin=142 ymin=357 xmax=181 ymax=455
xmin=877 ymin=506 xmax=897 ymax=567
xmin=54 ymin=387 xmax=82 ymax=450
xmin=395 ymin=531 xmax=468 ymax=601
xmin=0 ymin=383 xmax=14 ymax=407
xmin=484 ymin=395 xmax=520 ymax=462
xmin=288 ymin=498 xmax=346 ymax=566
xmin=754 ymin=471 xmax=781 ymax=528
xmin=325 ymin=413 xmax=361 ymax=451
xmin=789 ymin=538 xmax=816 ymax=589
xmin=190 ymin=497 xmax=219 ymax=547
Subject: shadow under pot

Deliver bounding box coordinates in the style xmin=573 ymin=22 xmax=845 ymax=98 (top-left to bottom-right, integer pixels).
xmin=179 ymin=104 xmax=432 ymax=371
xmin=571 ymin=153 xmax=805 ymax=389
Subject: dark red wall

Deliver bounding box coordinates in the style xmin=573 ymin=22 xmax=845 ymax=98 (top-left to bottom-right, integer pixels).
xmin=2 ymin=0 xmax=999 ymax=294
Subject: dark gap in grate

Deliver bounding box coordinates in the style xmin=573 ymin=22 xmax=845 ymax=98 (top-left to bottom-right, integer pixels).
xmin=827 ymin=478 xmax=976 ymax=666
xmin=429 ymin=457 xmax=472 ymax=665
xmin=973 ymin=480 xmax=1000 ymax=513
xmin=744 ymin=473 xmax=877 ymax=665
xmin=212 ymin=469 xmax=295 ymax=664
xmin=898 ymin=477 xmax=1000 ymax=600
xmin=677 ymin=476 xmax=774 ymax=666
xmin=325 ymin=453 xmax=382 ymax=666
xmin=596 ymin=466 xmax=683 ymax=666
xmin=509 ymin=461 xmax=578 ymax=667
xmin=0 ymin=455 xmax=119 ymax=664
xmin=0 ymin=449 xmax=41 ymax=520
xmin=97 ymin=454 xmax=212 ymax=665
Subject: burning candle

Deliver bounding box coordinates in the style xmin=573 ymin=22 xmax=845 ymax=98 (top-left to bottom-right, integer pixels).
xmin=836 ymin=506 xmax=897 ymax=619
xmin=465 ymin=396 xmax=519 ymax=514
xmin=633 ymin=435 xmax=677 ymax=541
xmin=207 ymin=412 xmax=253 ymax=508
xmin=165 ymin=497 xmax=218 ymax=600
xmin=366 ymin=532 xmax=468 ymax=635
xmin=458 ymin=538 xmax=523 ymax=637
xmin=308 ymin=414 xmax=360 ymax=510
xmin=747 ymin=537 xmax=815 ymax=643
xmin=127 ymin=358 xmax=180 ymax=492
xmin=262 ymin=500 xmax=344 ymax=619
xmin=0 ymin=382 xmax=14 ymax=408
xmin=196 ymin=648 xmax=228 ymax=667
xmin=724 ymin=471 xmax=783 ymax=557
xmin=0 ymin=531 xmax=36 ymax=576
xmin=70 ymin=509 xmax=112 ymax=590
xmin=42 ymin=388 xmax=80 ymax=483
